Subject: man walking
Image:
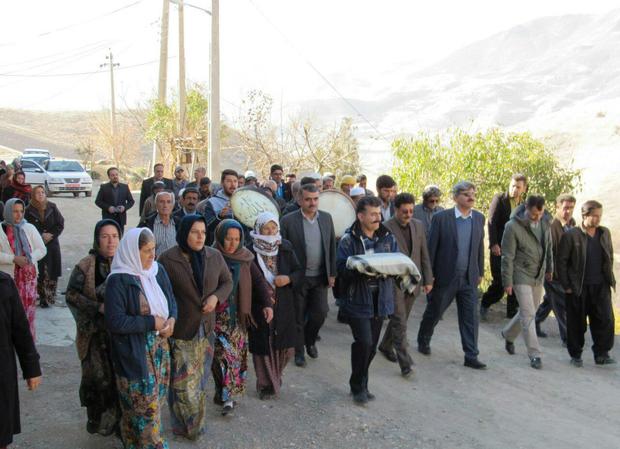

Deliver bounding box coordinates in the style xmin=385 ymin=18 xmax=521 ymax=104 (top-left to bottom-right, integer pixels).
xmin=376 ymin=175 xmax=397 ymax=221
xmin=534 ymin=194 xmax=576 ymax=342
xmin=337 ymin=196 xmax=397 ymax=404
xmin=280 ymin=184 xmax=337 ymax=367
xmin=379 ymin=193 xmax=433 ymax=377
xmin=270 ymin=164 xmax=287 ymax=201
xmin=204 ymin=169 xmax=239 ymax=245
xmin=417 ymin=181 xmax=487 ymax=369
xmin=557 ymin=200 xmax=616 ymax=367
xmin=94 ymin=167 xmax=134 ymax=232
xmin=480 ymin=174 xmax=528 ymax=320
xmin=139 ymin=163 xmax=173 ymax=215
xmin=500 ymin=196 xmax=553 ymax=369
xmin=413 ymin=185 xmax=444 ymax=233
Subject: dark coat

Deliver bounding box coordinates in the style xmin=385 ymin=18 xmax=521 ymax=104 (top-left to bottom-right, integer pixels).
xmin=384 ymin=216 xmax=433 ymax=293
xmin=488 ymin=192 xmax=512 ymax=247
xmin=104 ymin=264 xmax=178 ymax=380
xmin=157 ymin=246 xmax=232 ymax=340
xmin=95 ymin=182 xmax=135 ymax=228
xmin=557 ymin=226 xmax=616 ymax=296
xmin=280 ymin=209 xmax=337 ymax=285
xmin=24 ymin=201 xmax=65 ymax=279
xmin=549 ymin=217 xmax=575 ymax=279
xmin=139 ymin=177 xmax=173 ymax=215
xmin=428 ymin=207 xmax=485 ymax=288
xmin=336 ymin=221 xmax=398 ymax=318
xmin=281 ymin=200 xmax=300 ymax=216
xmin=248 ymin=239 xmax=304 ymax=355
xmin=0 ymin=272 xmax=41 ymax=447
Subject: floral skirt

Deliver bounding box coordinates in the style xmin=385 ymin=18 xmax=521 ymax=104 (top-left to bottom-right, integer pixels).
xmin=168 ymin=326 xmax=214 ymax=440
xmin=212 ymin=310 xmax=248 ymax=403
xmin=116 ymin=332 xmax=170 ymax=449
xmin=15 ymin=264 xmax=38 ymax=341
xmin=37 ymin=263 xmax=58 ymax=305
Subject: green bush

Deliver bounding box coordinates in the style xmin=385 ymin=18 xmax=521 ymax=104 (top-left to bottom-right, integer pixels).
xmin=392 ymin=128 xmax=582 ymax=215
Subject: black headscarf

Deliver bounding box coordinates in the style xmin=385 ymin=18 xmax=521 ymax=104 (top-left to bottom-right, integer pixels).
xmin=91 ymin=219 xmax=122 ymax=287
xmin=90 ymin=219 xmax=123 ymax=255
xmin=176 ymin=214 xmax=208 ymax=295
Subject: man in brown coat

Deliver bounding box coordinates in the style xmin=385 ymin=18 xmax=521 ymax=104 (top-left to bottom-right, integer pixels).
xmin=379 ymin=193 xmax=433 ymax=376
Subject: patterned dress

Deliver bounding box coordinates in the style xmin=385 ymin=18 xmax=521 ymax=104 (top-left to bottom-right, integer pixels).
xmin=116 ymin=295 xmax=171 ymax=449
xmin=6 ymin=226 xmax=37 ymax=341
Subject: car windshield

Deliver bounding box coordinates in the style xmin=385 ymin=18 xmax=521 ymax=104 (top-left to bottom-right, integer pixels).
xmin=22 ymin=156 xmax=50 ymax=166
xmin=45 ymin=160 xmax=84 ymax=172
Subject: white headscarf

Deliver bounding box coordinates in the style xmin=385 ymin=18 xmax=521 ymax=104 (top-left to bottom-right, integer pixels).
xmin=110 ymin=227 xmax=170 ymax=319
xmin=250 ymin=211 xmax=281 ymax=257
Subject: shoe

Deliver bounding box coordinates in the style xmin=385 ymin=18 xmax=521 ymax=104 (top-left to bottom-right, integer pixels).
xmin=86 ymin=420 xmax=98 ymax=435
xmin=570 ymin=358 xmax=583 ymax=368
xmin=366 ymin=391 xmax=376 ymax=401
xmin=221 ymin=401 xmax=234 ymax=416
xmin=294 ymin=353 xmax=306 ymax=367
xmin=417 ymin=344 xmax=431 ymax=356
xmin=501 ymin=331 xmax=515 ymax=355
xmin=530 ymin=357 xmax=543 ymax=369
xmin=479 ymin=305 xmax=489 ymax=322
xmin=464 ymin=358 xmax=487 ymax=370
xmin=352 ymin=391 xmax=368 ymax=405
xmin=535 ymin=322 xmax=548 ymax=338
xmin=379 ymin=347 xmax=397 ymax=363
xmin=306 ymin=345 xmax=318 ymax=359
xmin=259 ymin=388 xmax=275 ymax=400
xmin=401 ymin=366 xmax=413 ymax=378
xmin=39 ymin=300 xmax=49 ymax=309
xmin=594 ymin=356 xmax=617 ymax=365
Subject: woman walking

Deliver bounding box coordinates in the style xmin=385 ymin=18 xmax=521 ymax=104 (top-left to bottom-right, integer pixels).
xmin=1 ymin=171 xmax=32 ymax=205
xmin=66 ymin=219 xmax=122 ymax=436
xmin=105 ymin=228 xmax=177 ymax=449
xmin=212 ymin=219 xmax=272 ymax=414
xmin=25 ymin=186 xmax=65 ymax=307
xmin=157 ymin=214 xmax=232 ymax=438
xmin=248 ymin=212 xmax=303 ymax=399
xmin=0 ymin=199 xmax=47 ymax=340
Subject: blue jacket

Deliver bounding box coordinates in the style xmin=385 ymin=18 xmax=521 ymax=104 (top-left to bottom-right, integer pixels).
xmin=104 ymin=263 xmax=178 ymax=381
xmin=428 ymin=207 xmax=485 ymax=288
xmin=336 ymin=221 xmax=397 ymax=318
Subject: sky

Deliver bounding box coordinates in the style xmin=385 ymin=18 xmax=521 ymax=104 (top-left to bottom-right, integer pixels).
xmin=0 ymin=0 xmax=618 ymax=120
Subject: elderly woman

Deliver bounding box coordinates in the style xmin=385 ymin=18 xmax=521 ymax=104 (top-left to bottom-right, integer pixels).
xmin=0 ymin=199 xmax=47 ymax=340
xmin=66 ymin=219 xmax=121 ymax=436
xmin=248 ymin=212 xmax=303 ymax=399
xmin=25 ymin=186 xmax=65 ymax=307
xmin=1 ymin=171 xmax=32 ymax=205
xmin=157 ymin=215 xmax=232 ymax=438
xmin=105 ymin=228 xmax=177 ymax=449
xmin=212 ymin=219 xmax=272 ymax=415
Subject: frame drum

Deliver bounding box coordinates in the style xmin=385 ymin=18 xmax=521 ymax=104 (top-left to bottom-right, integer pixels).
xmin=231 ymin=187 xmax=281 ymax=228
xmin=319 ymin=189 xmax=356 ymax=238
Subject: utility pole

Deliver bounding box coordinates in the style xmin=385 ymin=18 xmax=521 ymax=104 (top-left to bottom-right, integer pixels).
xmin=152 ymin=0 xmax=170 ymax=176
xmin=100 ymin=50 xmax=119 ymax=164
xmin=178 ymin=0 xmax=187 ymax=136
xmin=208 ymin=0 xmax=220 ymax=178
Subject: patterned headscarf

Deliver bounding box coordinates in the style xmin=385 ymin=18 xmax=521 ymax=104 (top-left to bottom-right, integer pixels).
xmin=250 ymin=211 xmax=281 ymax=256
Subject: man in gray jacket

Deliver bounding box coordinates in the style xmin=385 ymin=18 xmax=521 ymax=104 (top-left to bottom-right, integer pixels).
xmin=500 ymin=196 xmax=553 ymax=369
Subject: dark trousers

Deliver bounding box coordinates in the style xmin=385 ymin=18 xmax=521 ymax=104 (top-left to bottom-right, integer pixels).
xmin=535 ymin=280 xmax=567 ymax=342
xmin=566 ymin=283 xmax=615 ymax=359
xmin=295 ymin=276 xmax=329 ymax=353
xmin=379 ymin=289 xmax=416 ymax=370
xmin=417 ymin=274 xmax=480 ymax=360
xmin=348 ymin=315 xmax=384 ymax=394
xmin=480 ymin=253 xmax=518 ymax=316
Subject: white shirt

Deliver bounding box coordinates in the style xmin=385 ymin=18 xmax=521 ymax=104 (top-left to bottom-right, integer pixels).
xmin=454 ymin=207 xmax=473 ymax=219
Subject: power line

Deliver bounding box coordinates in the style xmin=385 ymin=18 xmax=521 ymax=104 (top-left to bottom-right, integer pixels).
xmin=0 ymin=58 xmax=173 ymax=78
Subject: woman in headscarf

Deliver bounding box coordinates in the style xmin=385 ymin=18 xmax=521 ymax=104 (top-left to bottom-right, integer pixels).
xmin=105 ymin=228 xmax=177 ymax=449
xmin=1 ymin=171 xmax=32 ymax=205
xmin=66 ymin=219 xmax=122 ymax=436
xmin=158 ymin=214 xmax=232 ymax=438
xmin=25 ymin=186 xmax=65 ymax=307
xmin=0 ymin=198 xmax=47 ymax=340
xmin=212 ymin=219 xmax=272 ymax=415
xmin=248 ymin=212 xmax=303 ymax=399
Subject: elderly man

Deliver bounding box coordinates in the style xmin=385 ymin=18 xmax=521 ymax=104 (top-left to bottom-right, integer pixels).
xmin=94 ymin=167 xmax=135 ymax=232
xmin=417 ymin=181 xmax=487 ymax=369
xmin=282 ymin=181 xmax=302 ymax=216
xmin=413 ymin=185 xmax=444 ymax=233
xmin=322 ymin=176 xmax=335 ymax=191
xmin=139 ymin=163 xmax=173 ymax=215
xmin=138 ymin=191 xmax=177 ymax=257
xmin=186 ymin=166 xmax=206 ymax=189
xmin=379 ymin=193 xmax=433 ymax=377
xmin=262 ymin=180 xmax=287 ymax=211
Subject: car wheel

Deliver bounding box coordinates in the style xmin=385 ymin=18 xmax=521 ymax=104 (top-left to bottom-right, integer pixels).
xmin=45 ymin=182 xmax=54 ymax=197
xmin=73 ymin=192 xmax=80 ymax=198
xmin=85 ymin=191 xmax=92 ymax=197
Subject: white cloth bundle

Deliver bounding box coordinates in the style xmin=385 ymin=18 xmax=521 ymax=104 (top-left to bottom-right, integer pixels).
xmin=346 ymin=252 xmax=422 ymax=294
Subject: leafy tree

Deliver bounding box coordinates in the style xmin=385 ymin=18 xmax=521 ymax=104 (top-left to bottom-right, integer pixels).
xmin=392 ymin=128 xmax=582 ymax=215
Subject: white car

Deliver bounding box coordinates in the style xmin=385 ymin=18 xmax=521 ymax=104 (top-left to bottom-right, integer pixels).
xmin=22 ymin=159 xmax=93 ymax=197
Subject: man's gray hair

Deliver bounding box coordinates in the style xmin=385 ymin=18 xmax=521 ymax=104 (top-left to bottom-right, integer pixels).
xmin=452 ymin=181 xmax=476 ymax=197
xmin=422 ymin=184 xmax=442 ymax=201
xmin=291 ymin=181 xmax=302 ymax=197
xmin=155 ymin=190 xmax=175 ymax=206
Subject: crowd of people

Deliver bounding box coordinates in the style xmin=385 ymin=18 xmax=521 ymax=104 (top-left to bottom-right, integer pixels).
xmin=0 ymin=161 xmax=616 ymax=449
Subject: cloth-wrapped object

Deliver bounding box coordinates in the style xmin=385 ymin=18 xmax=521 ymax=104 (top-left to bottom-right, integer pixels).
xmin=346 ymin=252 xmax=421 ymax=294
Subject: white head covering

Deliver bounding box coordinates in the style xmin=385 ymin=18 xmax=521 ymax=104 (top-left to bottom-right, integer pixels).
xmin=250 ymin=211 xmax=282 ymax=287
xmin=350 ymin=187 xmax=365 ymax=197
xmin=110 ymin=228 xmax=170 ymax=319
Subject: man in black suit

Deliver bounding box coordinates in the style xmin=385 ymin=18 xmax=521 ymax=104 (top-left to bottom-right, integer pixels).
xmin=480 ymin=174 xmax=528 ymax=320
xmin=139 ymin=163 xmax=173 ymax=215
xmin=417 ymin=181 xmax=487 ymax=369
xmin=94 ymin=167 xmax=135 ymax=232
xmin=280 ymin=183 xmax=337 ymax=367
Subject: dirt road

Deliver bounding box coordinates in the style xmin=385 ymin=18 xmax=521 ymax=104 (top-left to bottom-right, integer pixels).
xmin=11 ymin=192 xmax=620 ymax=449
